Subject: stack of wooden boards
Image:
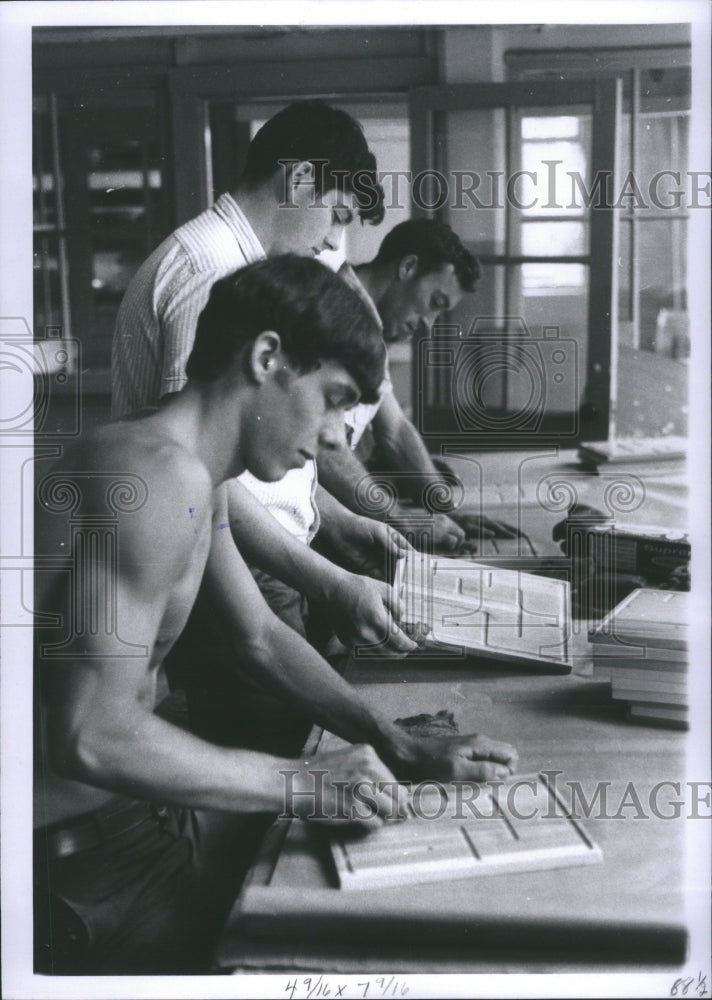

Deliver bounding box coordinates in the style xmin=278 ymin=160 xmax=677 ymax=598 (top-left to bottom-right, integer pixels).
xmin=590 ymin=588 xmax=689 ymax=728
xmin=394 ymin=551 xmax=572 ymax=673
xmin=577 ymin=435 xmax=687 ymax=469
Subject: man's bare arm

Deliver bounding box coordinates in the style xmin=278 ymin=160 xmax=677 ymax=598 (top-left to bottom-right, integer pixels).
xmin=226 ymin=479 xmax=415 ymax=652
xmin=203 ymin=484 xmax=518 ymax=782
xmin=372 ymin=394 xmax=520 ymax=539
xmin=319 ymin=393 xmax=518 ymax=548
xmin=38 ymin=461 xmax=404 ymax=825
xmin=317 ymin=392 xmax=467 ymax=552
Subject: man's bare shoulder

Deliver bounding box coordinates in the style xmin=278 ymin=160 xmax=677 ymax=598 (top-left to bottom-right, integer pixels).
xmin=48 ymin=420 xmax=213 ymax=534
xmin=71 ymin=421 xmax=207 ymax=482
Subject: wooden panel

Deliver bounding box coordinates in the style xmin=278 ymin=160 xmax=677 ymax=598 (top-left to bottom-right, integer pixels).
xmin=330 ymin=772 xmax=601 ymax=890
xmin=395 ymin=551 xmax=572 ymax=671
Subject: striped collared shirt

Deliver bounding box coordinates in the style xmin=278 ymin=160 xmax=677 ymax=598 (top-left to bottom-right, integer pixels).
xmin=111 ymin=192 xmax=266 ymax=418
xmin=111 ymin=192 xmax=319 ymax=542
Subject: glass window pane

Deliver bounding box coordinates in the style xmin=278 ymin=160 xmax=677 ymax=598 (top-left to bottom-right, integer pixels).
xmin=33 ymin=235 xmax=65 ymax=336
xmin=455 ymin=261 xmax=506 ymax=323
xmin=521 ymin=262 xmax=587 ymax=294
xmin=617 ymin=111 xmax=633 ymax=205
xmin=639 ymin=66 xmax=691 ymax=114
xmin=436 ymin=109 xmax=508 ymax=256
xmin=519 ymin=220 xmax=588 ymax=257
xmin=615 ymin=325 xmax=689 ymax=438
xmin=637 ymin=112 xmax=689 ymax=215
xmin=521 ymin=116 xmax=581 ymax=140
xmin=518 ymin=108 xmax=592 ymax=218
xmin=416 ymin=265 xmax=507 ymax=427
xmin=515 ymin=263 xmax=590 ymax=414
xmin=637 ymin=218 xmax=688 ymax=352
xmin=617 ymin=217 xmax=633 ymax=326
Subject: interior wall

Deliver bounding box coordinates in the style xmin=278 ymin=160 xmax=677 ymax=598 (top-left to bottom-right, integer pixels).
xmin=439 ymin=23 xmax=692 ymax=82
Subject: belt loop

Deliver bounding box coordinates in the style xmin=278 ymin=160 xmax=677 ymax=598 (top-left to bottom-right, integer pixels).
xmin=151 ymin=804 xmax=170 ymax=830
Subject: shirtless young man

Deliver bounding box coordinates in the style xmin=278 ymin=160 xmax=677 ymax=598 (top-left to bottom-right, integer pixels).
xmin=34 ymin=256 xmax=517 ymax=975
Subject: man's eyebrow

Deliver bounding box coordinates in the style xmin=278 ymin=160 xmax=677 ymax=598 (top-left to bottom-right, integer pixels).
xmin=331 ymin=381 xmax=360 ymax=406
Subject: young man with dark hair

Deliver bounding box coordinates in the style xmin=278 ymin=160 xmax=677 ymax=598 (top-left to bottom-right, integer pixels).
xmin=112 ymin=100 xmax=384 ymax=417
xmin=316 ymin=219 xmax=517 ymax=552
xmin=36 ymin=256 xmax=518 ymax=974
xmin=239 ymin=99 xmax=384 ymax=225
xmin=111 ymin=99 xmax=415 ymax=664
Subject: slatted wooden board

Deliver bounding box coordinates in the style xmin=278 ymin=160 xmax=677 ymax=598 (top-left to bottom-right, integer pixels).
xmin=330 ymin=772 xmax=601 ymax=890
xmin=395 ymin=552 xmax=572 ymax=672
xmin=590 ymin=588 xmax=689 ymax=651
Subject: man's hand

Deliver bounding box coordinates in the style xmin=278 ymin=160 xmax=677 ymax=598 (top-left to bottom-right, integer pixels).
xmin=395 ymin=732 xmax=519 ymax=783
xmin=327 ymin=513 xmax=411 ymax=579
xmin=286 ymin=744 xmax=408 ymax=829
xmin=326 ymin=570 xmax=418 ymax=655
xmin=451 ymin=511 xmax=521 ymax=540
xmin=426 ymin=512 xmax=522 ymax=554
xmin=429 ymin=513 xmax=467 ymax=553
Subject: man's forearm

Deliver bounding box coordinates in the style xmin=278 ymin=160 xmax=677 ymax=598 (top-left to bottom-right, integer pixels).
xmin=374 ymin=417 xmax=455 ymax=507
xmin=60 ymin=704 xmax=299 ymax=814
xmin=227 ymin=478 xmax=348 ymax=604
xmin=317 ymin=446 xmax=407 ymax=523
xmin=205 ymin=489 xmax=417 ymax=764
xmin=237 ymin=612 xmax=421 ymax=774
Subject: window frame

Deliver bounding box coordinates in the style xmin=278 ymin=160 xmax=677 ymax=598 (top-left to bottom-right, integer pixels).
xmin=409 ymin=78 xmax=620 ymax=445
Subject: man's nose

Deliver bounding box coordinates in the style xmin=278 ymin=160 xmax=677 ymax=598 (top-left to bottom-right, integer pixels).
xmin=322 ymin=223 xmax=343 ymax=253
xmin=318 ymin=411 xmax=348 ymax=450
xmin=423 ymin=308 xmax=444 ymax=334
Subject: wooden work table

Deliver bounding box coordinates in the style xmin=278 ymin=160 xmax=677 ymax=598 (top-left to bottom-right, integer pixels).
xmin=216 ymin=450 xmax=695 ymax=975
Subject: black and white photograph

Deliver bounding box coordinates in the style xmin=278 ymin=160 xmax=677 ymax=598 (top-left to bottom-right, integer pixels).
xmin=1 ymin=2 xmax=710 ymax=998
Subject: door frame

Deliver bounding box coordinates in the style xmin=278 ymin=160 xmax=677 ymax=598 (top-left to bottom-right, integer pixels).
xmin=409 ymin=78 xmax=621 ymax=445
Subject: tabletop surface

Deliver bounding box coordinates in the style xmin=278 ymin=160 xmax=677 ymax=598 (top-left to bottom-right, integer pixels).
xmin=216 ymin=450 xmax=692 ymax=973
xmin=218 ymin=667 xmax=690 ymax=972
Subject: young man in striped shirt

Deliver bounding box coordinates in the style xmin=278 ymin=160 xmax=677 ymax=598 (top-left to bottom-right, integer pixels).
xmin=111 ymin=101 xmax=417 ymax=665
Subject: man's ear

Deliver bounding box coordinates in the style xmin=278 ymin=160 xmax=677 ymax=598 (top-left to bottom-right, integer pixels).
xmin=284 ymin=160 xmax=316 ymax=199
xmin=248 ymin=331 xmax=282 ymax=385
xmin=397 ymin=254 xmax=419 ymax=281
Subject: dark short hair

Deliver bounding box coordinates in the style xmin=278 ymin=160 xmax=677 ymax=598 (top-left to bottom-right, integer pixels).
xmin=241 ymin=101 xmax=385 ymax=225
xmin=186 ymin=255 xmax=386 ymax=403
xmin=373 ymin=219 xmax=481 ymax=292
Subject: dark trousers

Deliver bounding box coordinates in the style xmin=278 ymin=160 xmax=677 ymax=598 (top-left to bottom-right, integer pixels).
xmin=34 ymin=798 xmax=270 ymax=975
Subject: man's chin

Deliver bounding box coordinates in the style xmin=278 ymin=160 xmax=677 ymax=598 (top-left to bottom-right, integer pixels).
xmin=244 ymin=463 xmax=287 ymax=484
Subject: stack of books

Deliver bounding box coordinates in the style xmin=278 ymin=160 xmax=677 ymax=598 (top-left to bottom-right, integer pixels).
xmin=590 ymin=588 xmax=689 ymax=729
